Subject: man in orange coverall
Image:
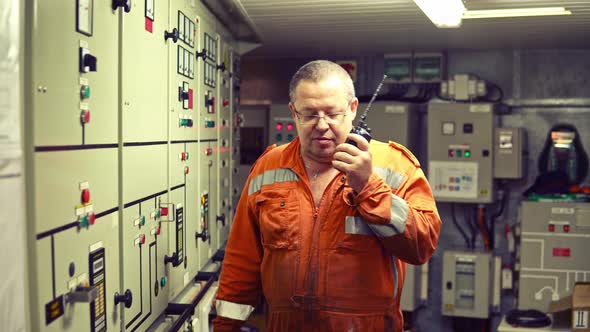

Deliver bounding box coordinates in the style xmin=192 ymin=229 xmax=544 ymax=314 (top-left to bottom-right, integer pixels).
xmin=213 ymin=60 xmax=441 ymax=331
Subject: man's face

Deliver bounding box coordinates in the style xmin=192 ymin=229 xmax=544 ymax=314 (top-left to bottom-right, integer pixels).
xmin=289 ymin=76 xmax=358 ymax=163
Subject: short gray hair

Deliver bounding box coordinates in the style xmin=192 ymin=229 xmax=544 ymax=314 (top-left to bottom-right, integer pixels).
xmin=289 ymin=60 xmax=355 ymax=104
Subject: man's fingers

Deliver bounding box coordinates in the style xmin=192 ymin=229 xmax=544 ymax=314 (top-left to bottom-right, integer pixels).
xmin=345 ymin=133 xmax=370 ymax=151
xmin=333 ymin=151 xmax=356 ymax=165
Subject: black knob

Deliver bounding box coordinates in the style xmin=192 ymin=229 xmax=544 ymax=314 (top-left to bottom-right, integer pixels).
xmin=112 ymin=0 xmax=131 ymax=13
xmin=114 ymin=289 xmax=133 ymax=308
xmin=164 ymin=252 xmax=181 ymax=267
xmin=217 ymin=62 xmax=226 ymax=72
xmin=196 ymin=229 xmax=209 ymax=242
xmin=178 ymin=87 xmax=189 ymax=101
xmin=217 ymin=214 xmax=226 ymax=227
xmin=196 ymin=48 xmax=207 ymax=60
xmin=164 ymin=28 xmax=179 ymax=43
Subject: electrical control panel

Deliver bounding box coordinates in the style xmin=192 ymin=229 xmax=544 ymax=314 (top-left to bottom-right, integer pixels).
xmin=268 ymin=103 xmax=297 ymax=146
xmin=427 ymin=102 xmax=496 ymax=203
xmin=518 ymin=201 xmax=590 ymax=311
xmin=25 ymin=1 xmax=242 ymax=331
xmin=442 ymin=250 xmax=494 ymax=318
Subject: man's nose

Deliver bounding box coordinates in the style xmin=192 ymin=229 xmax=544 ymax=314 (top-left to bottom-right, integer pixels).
xmin=315 ymin=116 xmax=330 ymax=129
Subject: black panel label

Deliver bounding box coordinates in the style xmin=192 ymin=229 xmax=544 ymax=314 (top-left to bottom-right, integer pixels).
xmin=45 ymin=295 xmax=64 ymax=325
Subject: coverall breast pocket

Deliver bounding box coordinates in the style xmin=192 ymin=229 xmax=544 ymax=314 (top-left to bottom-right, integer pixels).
xmin=257 ymin=190 xmax=300 ymax=249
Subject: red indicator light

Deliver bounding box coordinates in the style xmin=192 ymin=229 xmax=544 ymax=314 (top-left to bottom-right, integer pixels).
xmin=81 ymin=189 xmax=90 ymax=204
xmin=160 ymin=207 xmax=169 ymax=216
xmin=276 ymin=123 xmax=283 ymax=131
xmin=89 ymin=213 xmax=96 ymax=225
xmin=563 ymin=225 xmax=570 ymax=233
xmin=287 ymin=123 xmax=294 ymax=131
xmin=548 ymin=224 xmax=555 ymax=232
xmin=552 ymin=248 xmax=570 ymax=257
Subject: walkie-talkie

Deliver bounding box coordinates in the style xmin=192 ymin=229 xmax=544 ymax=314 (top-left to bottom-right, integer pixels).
xmin=345 ymin=75 xmax=388 ymax=147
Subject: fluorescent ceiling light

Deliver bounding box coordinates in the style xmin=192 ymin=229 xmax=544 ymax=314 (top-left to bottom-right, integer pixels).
xmin=463 ymin=7 xmax=571 ymax=19
xmin=413 ymin=0 xmax=466 ymax=28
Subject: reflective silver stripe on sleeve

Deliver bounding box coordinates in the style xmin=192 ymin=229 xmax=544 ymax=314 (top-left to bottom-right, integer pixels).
xmin=345 ymin=216 xmax=374 ymax=235
xmin=215 ymin=300 xmax=255 ymax=321
xmin=392 ymin=256 xmax=398 ymax=298
xmin=373 ymin=167 xmax=405 ymax=190
xmin=247 ymin=168 xmax=299 ymax=195
xmin=367 ymin=194 xmax=408 ymax=237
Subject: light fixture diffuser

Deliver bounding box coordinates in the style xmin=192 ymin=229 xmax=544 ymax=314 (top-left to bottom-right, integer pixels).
xmin=463 ymin=7 xmax=571 ymax=19
xmin=413 ymin=0 xmax=466 ymax=28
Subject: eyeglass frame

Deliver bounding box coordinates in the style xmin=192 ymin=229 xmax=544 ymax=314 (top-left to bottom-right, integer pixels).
xmin=290 ymin=102 xmax=353 ymax=126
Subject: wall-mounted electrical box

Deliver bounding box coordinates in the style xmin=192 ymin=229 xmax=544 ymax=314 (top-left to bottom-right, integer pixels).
xmin=413 ymin=52 xmax=445 ymax=83
xmin=442 ymin=250 xmax=494 ymax=318
xmin=427 ymin=102 xmax=496 ymax=203
xmin=383 ymin=53 xmax=413 ymax=83
xmin=356 ymin=101 xmax=420 ymax=152
xmin=518 ymin=201 xmax=590 ymax=312
xmin=494 ymin=127 xmax=527 ymax=179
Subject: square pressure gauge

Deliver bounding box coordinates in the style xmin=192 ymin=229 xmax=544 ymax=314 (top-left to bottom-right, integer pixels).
xmin=76 ymin=0 xmax=94 ymax=36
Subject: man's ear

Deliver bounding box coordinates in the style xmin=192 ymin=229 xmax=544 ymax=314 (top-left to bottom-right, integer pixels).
xmin=349 ymin=98 xmax=359 ymax=119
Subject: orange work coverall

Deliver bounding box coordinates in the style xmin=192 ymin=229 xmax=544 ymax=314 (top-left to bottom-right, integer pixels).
xmin=214 ymin=137 xmax=441 ymax=331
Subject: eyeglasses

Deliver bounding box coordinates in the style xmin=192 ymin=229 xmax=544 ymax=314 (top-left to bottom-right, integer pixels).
xmin=292 ymin=107 xmax=348 ymax=126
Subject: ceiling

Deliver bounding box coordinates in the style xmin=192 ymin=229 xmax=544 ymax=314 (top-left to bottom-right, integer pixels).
xmin=238 ymin=0 xmax=590 ymax=58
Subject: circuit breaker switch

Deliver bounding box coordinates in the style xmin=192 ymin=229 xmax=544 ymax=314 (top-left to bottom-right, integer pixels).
xmin=79 ymin=47 xmax=97 ymax=73
xmin=205 ymin=92 xmax=215 ymax=113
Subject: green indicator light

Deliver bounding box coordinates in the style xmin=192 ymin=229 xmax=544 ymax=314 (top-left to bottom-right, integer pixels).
xmin=456 ymin=150 xmax=462 ymax=158
xmin=157 ymin=210 xmax=161 ymax=218
xmin=287 ymin=134 xmax=294 ymax=141
xmin=180 ymin=119 xmax=187 ymax=127
xmin=141 ymin=215 xmax=146 ymax=226
xmin=160 ymin=276 xmax=166 ymax=287
xmin=276 ymin=134 xmax=283 ymax=141
xmin=81 ymin=86 xmax=91 ymax=99
xmin=464 ymin=150 xmax=471 ymax=158
xmin=185 ymin=152 xmax=189 ymax=160
xmin=80 ymin=216 xmax=89 ymax=228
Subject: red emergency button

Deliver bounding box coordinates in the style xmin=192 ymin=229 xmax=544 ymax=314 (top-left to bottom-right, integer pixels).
xmin=81 ymin=189 xmax=90 ymax=204
xmin=548 ymin=224 xmax=555 ymax=232
xmin=563 ymin=225 xmax=570 ymax=233
xmin=89 ymin=213 xmax=96 ymax=225
xmin=160 ymin=207 xmax=169 ymax=216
